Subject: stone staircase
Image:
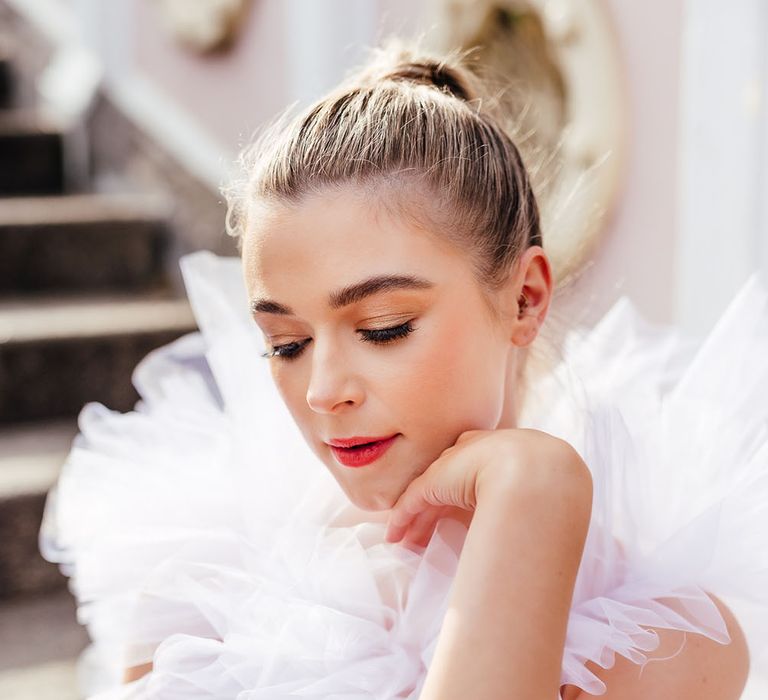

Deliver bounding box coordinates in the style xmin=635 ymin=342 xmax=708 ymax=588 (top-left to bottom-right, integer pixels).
xmin=0 ymin=37 xmax=198 ymax=698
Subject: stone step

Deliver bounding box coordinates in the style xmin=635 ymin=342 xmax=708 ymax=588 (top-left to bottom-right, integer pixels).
xmin=0 ymin=420 xmax=76 ymax=598
xmin=0 ymin=193 xmax=172 ymax=293
xmin=0 ymin=588 xmax=88 ymax=699
xmin=0 ymin=48 xmax=12 ymax=109
xmin=0 ymin=293 xmax=197 ymax=423
xmin=0 ymin=110 xmax=64 ymax=196
xmin=0 ymin=659 xmax=81 ymax=700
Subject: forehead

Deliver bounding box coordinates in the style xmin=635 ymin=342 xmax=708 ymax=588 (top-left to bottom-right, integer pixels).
xmin=241 ymin=188 xmax=471 ymax=299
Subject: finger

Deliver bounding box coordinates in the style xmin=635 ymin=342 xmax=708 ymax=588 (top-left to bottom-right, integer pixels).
xmin=454 ymin=429 xmax=482 ymax=445
xmin=386 ymin=507 xmax=421 ymax=542
xmin=402 ymin=507 xmax=439 ymax=548
xmin=386 ymin=484 xmax=427 ymax=542
xmin=385 ymin=517 xmax=409 ymax=543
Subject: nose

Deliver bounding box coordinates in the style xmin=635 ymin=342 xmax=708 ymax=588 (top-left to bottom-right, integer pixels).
xmin=305 ymin=338 xmax=364 ymax=413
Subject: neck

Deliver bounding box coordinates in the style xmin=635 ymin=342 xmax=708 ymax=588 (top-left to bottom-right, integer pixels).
xmin=497 ymin=346 xmax=526 ymax=430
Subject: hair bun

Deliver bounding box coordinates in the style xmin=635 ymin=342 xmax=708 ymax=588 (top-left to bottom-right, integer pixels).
xmin=381 ymin=60 xmax=474 ymax=102
xmin=344 ymin=38 xmax=486 ymax=106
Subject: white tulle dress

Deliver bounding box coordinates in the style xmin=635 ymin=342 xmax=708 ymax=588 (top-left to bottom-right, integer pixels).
xmin=39 ymin=251 xmax=768 ymax=699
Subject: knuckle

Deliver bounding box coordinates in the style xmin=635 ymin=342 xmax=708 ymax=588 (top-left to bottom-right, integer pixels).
xmin=455 ymin=429 xmax=484 ymax=445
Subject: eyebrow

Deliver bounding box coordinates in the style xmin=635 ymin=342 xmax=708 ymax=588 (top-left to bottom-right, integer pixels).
xmin=250 ymin=273 xmax=435 ymax=316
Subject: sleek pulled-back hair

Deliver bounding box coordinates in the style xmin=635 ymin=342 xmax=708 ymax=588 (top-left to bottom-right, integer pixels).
xmin=223 ymin=37 xmax=543 ymax=310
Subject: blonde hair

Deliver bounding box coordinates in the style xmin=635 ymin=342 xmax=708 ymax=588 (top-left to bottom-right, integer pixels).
xmin=222 ymin=37 xmax=544 ymax=321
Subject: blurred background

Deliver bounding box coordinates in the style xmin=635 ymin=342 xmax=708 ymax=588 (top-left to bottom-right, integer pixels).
xmin=0 ymin=0 xmax=766 ymax=698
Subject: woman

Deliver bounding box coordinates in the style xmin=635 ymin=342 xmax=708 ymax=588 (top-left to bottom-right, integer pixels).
xmin=42 ymin=39 xmax=763 ymax=698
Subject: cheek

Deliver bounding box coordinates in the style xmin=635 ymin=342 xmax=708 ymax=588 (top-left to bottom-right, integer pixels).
xmin=402 ymin=314 xmax=507 ymax=432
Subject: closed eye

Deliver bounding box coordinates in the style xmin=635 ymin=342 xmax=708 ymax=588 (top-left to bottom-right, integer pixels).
xmin=261 ymin=321 xmax=417 ymax=361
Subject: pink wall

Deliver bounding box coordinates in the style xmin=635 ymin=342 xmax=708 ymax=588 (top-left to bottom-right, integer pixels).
xmin=133 ymin=0 xmax=290 ymax=151
xmin=563 ymin=0 xmax=683 ymax=326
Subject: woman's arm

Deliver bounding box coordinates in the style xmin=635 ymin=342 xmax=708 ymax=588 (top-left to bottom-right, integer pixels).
xmin=122 ymin=661 xmax=153 ymax=683
xmin=560 ymin=593 xmax=750 ymax=700
xmin=418 ymin=437 xmax=593 ymax=700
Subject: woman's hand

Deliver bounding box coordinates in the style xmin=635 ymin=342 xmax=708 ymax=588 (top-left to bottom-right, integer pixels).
xmin=384 ymin=427 xmax=590 ymax=548
xmin=399 ymin=428 xmax=593 ymax=699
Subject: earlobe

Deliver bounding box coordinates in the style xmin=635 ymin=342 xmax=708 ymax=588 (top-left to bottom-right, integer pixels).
xmin=511 ymin=314 xmax=539 ymax=347
xmin=510 ymin=292 xmax=539 ymax=346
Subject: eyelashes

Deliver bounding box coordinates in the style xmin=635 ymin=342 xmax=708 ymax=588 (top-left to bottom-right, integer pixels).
xmin=261 ymin=321 xmax=416 ymax=361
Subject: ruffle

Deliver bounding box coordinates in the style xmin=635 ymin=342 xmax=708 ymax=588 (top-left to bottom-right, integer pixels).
xmin=39 ymin=251 xmax=768 ymax=698
xmin=530 ymin=274 xmax=768 ymax=694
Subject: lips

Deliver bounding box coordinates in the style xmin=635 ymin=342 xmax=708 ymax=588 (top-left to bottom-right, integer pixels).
xmin=327 ymin=434 xmax=399 ymax=468
xmin=327 ymin=435 xmax=397 ymax=448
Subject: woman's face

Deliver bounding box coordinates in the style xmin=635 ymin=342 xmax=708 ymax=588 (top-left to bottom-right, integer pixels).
xmin=242 ymin=187 xmax=528 ymax=511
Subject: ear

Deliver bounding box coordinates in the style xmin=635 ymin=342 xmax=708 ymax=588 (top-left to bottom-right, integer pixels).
xmin=507 ymin=246 xmax=553 ymax=348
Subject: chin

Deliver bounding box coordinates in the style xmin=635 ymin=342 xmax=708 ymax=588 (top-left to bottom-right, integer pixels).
xmin=344 ymin=487 xmax=399 ymax=512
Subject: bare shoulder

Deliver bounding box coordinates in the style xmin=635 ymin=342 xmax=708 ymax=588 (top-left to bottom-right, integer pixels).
xmin=560 ymin=593 xmax=750 ymax=699
xmin=486 ymin=428 xmax=593 ymax=492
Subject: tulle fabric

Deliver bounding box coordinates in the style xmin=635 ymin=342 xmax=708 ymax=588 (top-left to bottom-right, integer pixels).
xmin=39 ymin=251 xmax=768 ymax=698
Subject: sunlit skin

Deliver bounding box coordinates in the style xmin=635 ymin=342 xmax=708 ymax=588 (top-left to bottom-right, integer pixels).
xmin=241 ymin=185 xmax=550 ymax=515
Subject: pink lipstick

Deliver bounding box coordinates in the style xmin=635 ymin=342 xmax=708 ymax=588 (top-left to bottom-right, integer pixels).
xmin=327 ymin=434 xmax=399 ymax=468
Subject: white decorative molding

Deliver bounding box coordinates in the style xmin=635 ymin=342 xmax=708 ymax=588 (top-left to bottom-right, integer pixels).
xmin=676 ymin=0 xmax=768 ymax=335
xmin=151 ymin=0 xmax=252 ymax=53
